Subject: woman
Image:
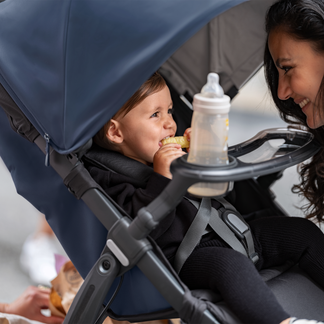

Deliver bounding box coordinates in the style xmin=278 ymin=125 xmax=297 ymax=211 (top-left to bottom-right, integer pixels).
xmin=264 ymin=0 xmax=324 ymax=222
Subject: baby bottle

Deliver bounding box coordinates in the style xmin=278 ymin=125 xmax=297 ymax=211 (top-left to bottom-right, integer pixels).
xmin=187 ymin=73 xmax=231 ymax=197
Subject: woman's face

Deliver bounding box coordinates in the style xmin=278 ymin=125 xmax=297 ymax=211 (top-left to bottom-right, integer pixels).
xmin=268 ymin=29 xmax=324 ymax=129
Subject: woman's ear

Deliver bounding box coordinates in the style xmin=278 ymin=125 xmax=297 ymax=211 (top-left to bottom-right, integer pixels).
xmin=106 ymin=119 xmax=123 ymax=144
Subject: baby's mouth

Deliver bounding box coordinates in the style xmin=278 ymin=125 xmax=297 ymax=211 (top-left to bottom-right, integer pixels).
xmin=159 ymin=136 xmax=172 ymax=147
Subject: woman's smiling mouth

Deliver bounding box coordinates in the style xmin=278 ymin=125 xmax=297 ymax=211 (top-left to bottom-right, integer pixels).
xmin=299 ymin=98 xmax=310 ymax=109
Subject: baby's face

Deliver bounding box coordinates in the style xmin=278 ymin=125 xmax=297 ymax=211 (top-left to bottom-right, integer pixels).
xmin=118 ymin=85 xmax=177 ymax=164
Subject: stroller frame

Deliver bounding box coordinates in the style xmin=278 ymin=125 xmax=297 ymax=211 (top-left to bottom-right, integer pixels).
xmin=31 ymin=120 xmax=319 ymax=324
xmin=0 ymin=72 xmax=323 ymax=323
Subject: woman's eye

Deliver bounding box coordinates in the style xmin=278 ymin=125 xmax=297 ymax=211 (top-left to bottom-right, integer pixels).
xmin=282 ymin=66 xmax=291 ymax=74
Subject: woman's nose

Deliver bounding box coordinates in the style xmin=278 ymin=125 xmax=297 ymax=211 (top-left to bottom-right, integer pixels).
xmin=277 ymin=76 xmax=292 ymax=100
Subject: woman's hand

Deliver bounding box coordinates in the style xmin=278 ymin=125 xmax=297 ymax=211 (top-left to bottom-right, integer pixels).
xmin=183 ymin=128 xmax=191 ymax=152
xmin=154 ymin=143 xmax=186 ymax=179
xmin=4 ymin=286 xmax=64 ymax=324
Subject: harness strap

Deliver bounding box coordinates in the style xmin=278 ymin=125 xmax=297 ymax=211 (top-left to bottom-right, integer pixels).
xmin=208 ymin=207 xmax=248 ymax=257
xmin=173 ymin=198 xmax=211 ymax=273
xmin=216 ymin=197 xmax=237 ymax=211
xmin=218 ymin=199 xmax=259 ymax=263
xmin=173 ymin=197 xmax=259 ymax=274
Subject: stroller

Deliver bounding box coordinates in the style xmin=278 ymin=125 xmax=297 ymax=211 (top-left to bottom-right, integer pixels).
xmin=1 ymin=0 xmax=324 ymax=323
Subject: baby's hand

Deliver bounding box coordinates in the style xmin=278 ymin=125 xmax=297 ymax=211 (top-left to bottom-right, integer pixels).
xmin=183 ymin=128 xmax=191 ymax=152
xmin=154 ymin=144 xmax=186 ymax=179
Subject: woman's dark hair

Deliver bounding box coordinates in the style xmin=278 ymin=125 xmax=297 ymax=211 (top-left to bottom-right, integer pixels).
xmin=264 ymin=0 xmax=324 ymax=222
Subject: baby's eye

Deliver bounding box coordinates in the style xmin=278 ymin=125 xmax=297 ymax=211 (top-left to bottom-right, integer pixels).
xmin=151 ymin=111 xmax=159 ymax=118
xmin=168 ymin=108 xmax=174 ymax=115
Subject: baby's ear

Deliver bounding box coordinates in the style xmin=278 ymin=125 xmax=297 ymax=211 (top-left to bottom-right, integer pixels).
xmin=106 ymin=119 xmax=123 ymax=144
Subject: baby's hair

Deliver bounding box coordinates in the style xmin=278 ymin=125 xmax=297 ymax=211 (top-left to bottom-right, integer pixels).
xmin=94 ymin=72 xmax=166 ymax=150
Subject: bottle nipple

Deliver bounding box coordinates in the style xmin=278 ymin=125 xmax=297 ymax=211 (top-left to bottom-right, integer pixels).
xmin=201 ymin=73 xmax=224 ymax=98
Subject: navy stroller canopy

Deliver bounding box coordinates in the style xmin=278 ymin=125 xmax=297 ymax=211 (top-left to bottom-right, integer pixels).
xmin=0 ymin=0 xmax=274 ymax=154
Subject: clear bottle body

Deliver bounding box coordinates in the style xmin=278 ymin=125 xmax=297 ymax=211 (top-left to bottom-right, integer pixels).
xmin=187 ymin=110 xmax=229 ymax=197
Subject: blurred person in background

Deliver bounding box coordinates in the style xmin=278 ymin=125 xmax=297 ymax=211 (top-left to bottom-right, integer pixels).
xmin=0 ymin=285 xmax=63 ymax=324
xmin=20 ymin=215 xmax=65 ymax=287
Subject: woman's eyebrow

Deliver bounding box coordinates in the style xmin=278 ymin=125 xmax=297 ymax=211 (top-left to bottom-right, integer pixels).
xmin=276 ymin=58 xmax=291 ymax=67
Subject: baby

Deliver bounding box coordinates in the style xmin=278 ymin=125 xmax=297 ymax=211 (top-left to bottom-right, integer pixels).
xmin=94 ymin=73 xmax=189 ymax=180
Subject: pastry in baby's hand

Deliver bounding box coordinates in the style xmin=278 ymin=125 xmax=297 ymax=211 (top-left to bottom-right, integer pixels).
xmin=161 ymin=136 xmax=190 ymax=148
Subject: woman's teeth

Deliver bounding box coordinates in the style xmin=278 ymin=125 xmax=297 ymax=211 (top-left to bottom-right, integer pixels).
xmin=299 ymin=98 xmax=310 ymax=109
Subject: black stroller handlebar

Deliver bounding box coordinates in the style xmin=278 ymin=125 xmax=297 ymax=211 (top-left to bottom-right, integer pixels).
xmin=174 ymin=127 xmax=319 ymax=183
xmin=229 ymin=127 xmax=316 ymax=158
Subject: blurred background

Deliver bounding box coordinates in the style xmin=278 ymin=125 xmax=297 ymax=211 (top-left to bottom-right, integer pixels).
xmin=0 ymin=68 xmax=307 ymax=306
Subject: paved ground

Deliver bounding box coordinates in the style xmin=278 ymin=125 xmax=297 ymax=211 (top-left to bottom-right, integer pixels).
xmin=0 ymin=68 xmax=308 ymax=306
